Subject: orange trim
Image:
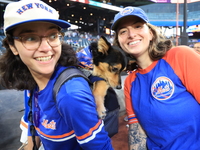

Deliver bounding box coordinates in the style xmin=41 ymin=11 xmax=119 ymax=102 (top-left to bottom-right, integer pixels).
xmin=128 ymin=119 xmax=138 ymax=124
xmin=76 ymin=120 xmax=102 ymax=140
xmin=36 ymin=128 xmax=75 ymax=139
xmin=124 ymin=73 xmax=136 ymax=121
xmin=137 ymin=60 xmax=158 ymax=74
xmin=128 ymin=114 xmax=136 ymax=117
xmin=20 ymin=120 xmax=28 ymax=129
xmin=128 ymin=114 xmax=138 ymax=124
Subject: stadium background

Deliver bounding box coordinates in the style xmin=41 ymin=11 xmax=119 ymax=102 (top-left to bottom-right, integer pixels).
xmin=0 ymin=0 xmax=200 ymax=53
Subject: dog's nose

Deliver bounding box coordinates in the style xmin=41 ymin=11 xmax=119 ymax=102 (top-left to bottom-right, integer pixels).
xmin=116 ymin=85 xmax=122 ymax=89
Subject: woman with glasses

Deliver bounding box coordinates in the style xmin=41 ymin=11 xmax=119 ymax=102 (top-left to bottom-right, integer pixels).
xmin=111 ymin=6 xmax=200 ymax=150
xmin=0 ymin=0 xmax=113 ymax=150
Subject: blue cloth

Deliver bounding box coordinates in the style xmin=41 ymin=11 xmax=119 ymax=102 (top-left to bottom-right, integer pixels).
xmin=25 ymin=65 xmax=113 ymax=150
xmin=76 ymin=46 xmax=93 ymax=70
xmin=76 ymin=46 xmax=104 ymax=83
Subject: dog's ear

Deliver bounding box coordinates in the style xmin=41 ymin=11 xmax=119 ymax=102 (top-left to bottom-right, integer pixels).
xmin=98 ymin=36 xmax=111 ymax=55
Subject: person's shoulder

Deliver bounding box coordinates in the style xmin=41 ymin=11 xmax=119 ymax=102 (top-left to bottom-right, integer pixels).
xmin=58 ymin=76 xmax=92 ymax=100
xmin=165 ymin=46 xmax=195 ymax=58
xmin=53 ymin=65 xmax=79 ymax=84
xmin=163 ymin=45 xmax=200 ymax=65
xmin=61 ymin=76 xmax=90 ymax=92
xmin=169 ymin=45 xmax=193 ymax=53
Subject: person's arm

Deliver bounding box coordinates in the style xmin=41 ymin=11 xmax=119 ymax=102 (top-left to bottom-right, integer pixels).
xmin=124 ymin=73 xmax=147 ymax=149
xmin=129 ymin=123 xmax=147 ymax=150
xmin=58 ymin=77 xmax=113 ymax=150
xmin=165 ymin=46 xmax=200 ymax=103
xmin=27 ymin=136 xmax=41 ymax=150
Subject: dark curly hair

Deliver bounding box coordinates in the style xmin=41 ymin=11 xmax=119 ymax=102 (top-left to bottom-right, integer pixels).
xmin=0 ymin=30 xmax=78 ymax=90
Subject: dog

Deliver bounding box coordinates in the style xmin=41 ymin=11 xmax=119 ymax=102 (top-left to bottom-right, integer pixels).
xmin=77 ymin=36 xmax=127 ymax=119
xmin=17 ymin=37 xmax=127 ymax=149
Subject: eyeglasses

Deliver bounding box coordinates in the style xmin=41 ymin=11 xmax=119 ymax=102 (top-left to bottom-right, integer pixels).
xmin=13 ymin=32 xmax=64 ymax=50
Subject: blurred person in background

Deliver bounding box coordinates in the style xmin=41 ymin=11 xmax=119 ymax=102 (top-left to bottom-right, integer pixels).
xmin=193 ymin=42 xmax=200 ymax=53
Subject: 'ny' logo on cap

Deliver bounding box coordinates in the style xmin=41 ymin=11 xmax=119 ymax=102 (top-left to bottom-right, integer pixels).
xmin=120 ymin=7 xmax=134 ymax=16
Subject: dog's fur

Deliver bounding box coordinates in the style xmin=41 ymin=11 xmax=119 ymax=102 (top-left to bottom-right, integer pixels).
xmin=88 ymin=36 xmax=127 ymax=119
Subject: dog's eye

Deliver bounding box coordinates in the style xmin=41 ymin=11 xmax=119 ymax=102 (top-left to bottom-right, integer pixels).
xmin=112 ymin=67 xmax=119 ymax=72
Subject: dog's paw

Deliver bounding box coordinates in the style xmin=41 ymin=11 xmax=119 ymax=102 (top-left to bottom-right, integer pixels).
xmin=97 ymin=106 xmax=107 ymax=119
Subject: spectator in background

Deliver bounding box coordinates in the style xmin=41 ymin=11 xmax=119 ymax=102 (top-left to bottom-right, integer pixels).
xmin=112 ymin=6 xmax=200 ymax=150
xmin=193 ymin=42 xmax=200 ymax=53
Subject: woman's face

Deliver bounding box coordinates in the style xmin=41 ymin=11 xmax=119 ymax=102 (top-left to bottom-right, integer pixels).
xmin=10 ymin=22 xmax=62 ymax=78
xmin=117 ymin=16 xmax=153 ymax=59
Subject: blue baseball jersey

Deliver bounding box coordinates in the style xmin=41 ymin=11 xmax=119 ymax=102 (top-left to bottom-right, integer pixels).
xmin=25 ymin=65 xmax=113 ymax=150
xmin=125 ymin=46 xmax=200 ymax=149
xmin=76 ymin=46 xmax=93 ymax=70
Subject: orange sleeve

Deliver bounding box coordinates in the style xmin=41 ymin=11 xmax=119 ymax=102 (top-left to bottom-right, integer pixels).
xmin=164 ymin=46 xmax=200 ymax=103
xmin=124 ymin=72 xmax=139 ymax=124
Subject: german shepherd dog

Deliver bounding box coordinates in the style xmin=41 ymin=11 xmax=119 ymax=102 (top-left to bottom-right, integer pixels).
xmin=87 ymin=36 xmax=127 ymax=119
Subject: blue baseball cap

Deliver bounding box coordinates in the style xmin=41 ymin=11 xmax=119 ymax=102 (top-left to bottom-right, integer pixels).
xmin=111 ymin=6 xmax=149 ymax=31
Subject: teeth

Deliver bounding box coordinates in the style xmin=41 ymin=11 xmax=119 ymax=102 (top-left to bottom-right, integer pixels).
xmin=35 ymin=56 xmax=52 ymax=61
xmin=129 ymin=40 xmax=140 ymax=45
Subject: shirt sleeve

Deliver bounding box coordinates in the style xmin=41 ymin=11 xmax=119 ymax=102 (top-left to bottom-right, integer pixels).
xmin=164 ymin=46 xmax=200 ymax=103
xmin=57 ymin=77 xmax=113 ymax=150
xmin=124 ymin=73 xmax=139 ymax=125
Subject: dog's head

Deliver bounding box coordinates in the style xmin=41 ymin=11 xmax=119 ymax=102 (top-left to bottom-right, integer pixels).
xmin=90 ymin=36 xmax=127 ymax=89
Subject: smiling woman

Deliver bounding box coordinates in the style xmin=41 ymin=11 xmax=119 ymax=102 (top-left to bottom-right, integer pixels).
xmin=7 ymin=22 xmax=63 ymax=84
xmin=112 ymin=6 xmax=200 ymax=150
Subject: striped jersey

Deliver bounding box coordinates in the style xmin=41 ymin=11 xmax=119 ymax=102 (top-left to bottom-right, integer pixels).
xmin=25 ymin=65 xmax=113 ymax=150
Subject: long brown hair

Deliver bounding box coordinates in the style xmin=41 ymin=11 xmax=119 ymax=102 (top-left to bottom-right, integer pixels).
xmin=113 ymin=23 xmax=173 ymax=61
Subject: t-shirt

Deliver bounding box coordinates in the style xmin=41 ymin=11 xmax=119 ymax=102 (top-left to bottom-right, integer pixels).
xmin=26 ymin=65 xmax=113 ymax=150
xmin=124 ymin=46 xmax=200 ymax=150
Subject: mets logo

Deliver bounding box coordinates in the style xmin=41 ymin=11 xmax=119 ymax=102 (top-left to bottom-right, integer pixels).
xmin=42 ymin=119 xmax=56 ymax=130
xmin=151 ymin=76 xmax=174 ymax=100
xmin=120 ymin=7 xmax=134 ymax=16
